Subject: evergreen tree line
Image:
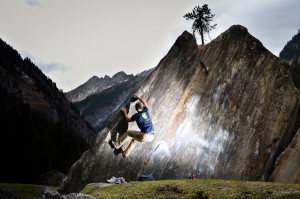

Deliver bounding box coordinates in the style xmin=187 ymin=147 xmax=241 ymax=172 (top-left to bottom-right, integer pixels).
xmin=280 ymin=30 xmax=300 ymax=89
xmin=279 ymin=30 xmax=300 ymax=136
xmin=279 ymin=30 xmax=300 ymax=62
xmin=0 ymin=87 xmax=89 ymax=183
xmin=0 ymin=38 xmax=86 ymax=120
xmin=0 ymin=38 xmax=92 ymax=183
xmin=0 ymin=39 xmax=57 ymax=93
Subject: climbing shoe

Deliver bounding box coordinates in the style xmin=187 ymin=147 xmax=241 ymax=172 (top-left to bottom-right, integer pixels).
xmin=109 ymin=140 xmax=116 ymax=149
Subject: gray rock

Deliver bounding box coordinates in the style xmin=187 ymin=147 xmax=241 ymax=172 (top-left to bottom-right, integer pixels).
xmin=60 ymin=25 xmax=299 ymax=193
xmin=36 ymin=170 xmax=66 ymax=186
xmin=0 ymin=189 xmax=19 ymax=199
xmin=40 ymin=188 xmax=95 ymax=199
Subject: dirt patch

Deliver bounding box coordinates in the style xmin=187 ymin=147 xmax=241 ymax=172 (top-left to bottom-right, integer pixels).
xmin=85 ymin=182 xmax=113 ymax=190
xmin=192 ymin=191 xmax=209 ymax=199
xmin=157 ymin=185 xmax=183 ymax=195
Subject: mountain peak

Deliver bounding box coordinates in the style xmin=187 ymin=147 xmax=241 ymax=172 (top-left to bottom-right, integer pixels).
xmin=66 ymin=71 xmax=133 ymax=102
xmin=112 ymin=71 xmax=131 ymax=79
xmin=227 ymin=24 xmax=248 ymax=34
xmin=87 ymin=76 xmax=100 ymax=82
xmin=112 ymin=71 xmax=126 ymax=76
xmin=170 ymin=30 xmax=197 ymax=52
xmin=210 ymin=25 xmax=265 ymax=52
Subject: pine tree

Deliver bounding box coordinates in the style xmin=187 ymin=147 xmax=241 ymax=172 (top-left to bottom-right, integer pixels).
xmin=184 ymin=4 xmax=217 ymax=45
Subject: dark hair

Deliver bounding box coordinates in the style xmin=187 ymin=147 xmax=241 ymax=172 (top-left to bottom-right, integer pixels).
xmin=135 ymin=102 xmax=143 ymax=111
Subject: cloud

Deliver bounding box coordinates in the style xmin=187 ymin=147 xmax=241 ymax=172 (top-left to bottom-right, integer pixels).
xmin=20 ymin=50 xmax=69 ymax=74
xmin=40 ymin=62 xmax=68 ymax=74
xmin=25 ymin=0 xmax=42 ymax=7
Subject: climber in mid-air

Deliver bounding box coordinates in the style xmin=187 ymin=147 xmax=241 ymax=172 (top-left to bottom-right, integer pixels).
xmin=110 ymin=95 xmax=155 ymax=157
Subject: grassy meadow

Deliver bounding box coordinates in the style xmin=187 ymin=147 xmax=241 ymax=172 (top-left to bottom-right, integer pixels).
xmin=1 ymin=179 xmax=300 ymax=198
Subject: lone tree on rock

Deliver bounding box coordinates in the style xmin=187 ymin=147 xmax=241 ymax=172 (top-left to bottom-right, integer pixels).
xmin=184 ymin=4 xmax=217 ymax=45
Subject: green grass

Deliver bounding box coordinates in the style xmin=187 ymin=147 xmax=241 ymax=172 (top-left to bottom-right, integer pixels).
xmin=0 ymin=183 xmax=57 ymax=199
xmin=1 ymin=179 xmax=299 ymax=199
xmin=81 ymin=179 xmax=300 ymax=199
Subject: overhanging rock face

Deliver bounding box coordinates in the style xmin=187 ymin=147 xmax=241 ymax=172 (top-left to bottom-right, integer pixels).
xmin=60 ymin=25 xmax=299 ymax=193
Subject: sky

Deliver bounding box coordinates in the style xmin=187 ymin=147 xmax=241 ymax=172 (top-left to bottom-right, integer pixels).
xmin=0 ymin=0 xmax=299 ymax=91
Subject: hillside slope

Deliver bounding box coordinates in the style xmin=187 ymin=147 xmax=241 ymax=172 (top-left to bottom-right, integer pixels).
xmin=0 ymin=39 xmax=95 ymax=183
xmin=280 ymin=30 xmax=300 ymax=89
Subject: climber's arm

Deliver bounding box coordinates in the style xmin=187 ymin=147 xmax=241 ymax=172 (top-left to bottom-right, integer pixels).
xmin=134 ymin=95 xmax=148 ymax=107
xmin=121 ymin=108 xmax=134 ymax=122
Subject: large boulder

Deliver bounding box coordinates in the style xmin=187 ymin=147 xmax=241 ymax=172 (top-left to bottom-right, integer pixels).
xmin=36 ymin=170 xmax=66 ymax=186
xmin=0 ymin=189 xmax=19 ymax=199
xmin=40 ymin=188 xmax=95 ymax=199
xmin=60 ymin=25 xmax=299 ymax=193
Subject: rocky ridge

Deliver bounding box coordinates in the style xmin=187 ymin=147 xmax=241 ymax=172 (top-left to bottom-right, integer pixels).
xmin=65 ymin=72 xmax=133 ymax=102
